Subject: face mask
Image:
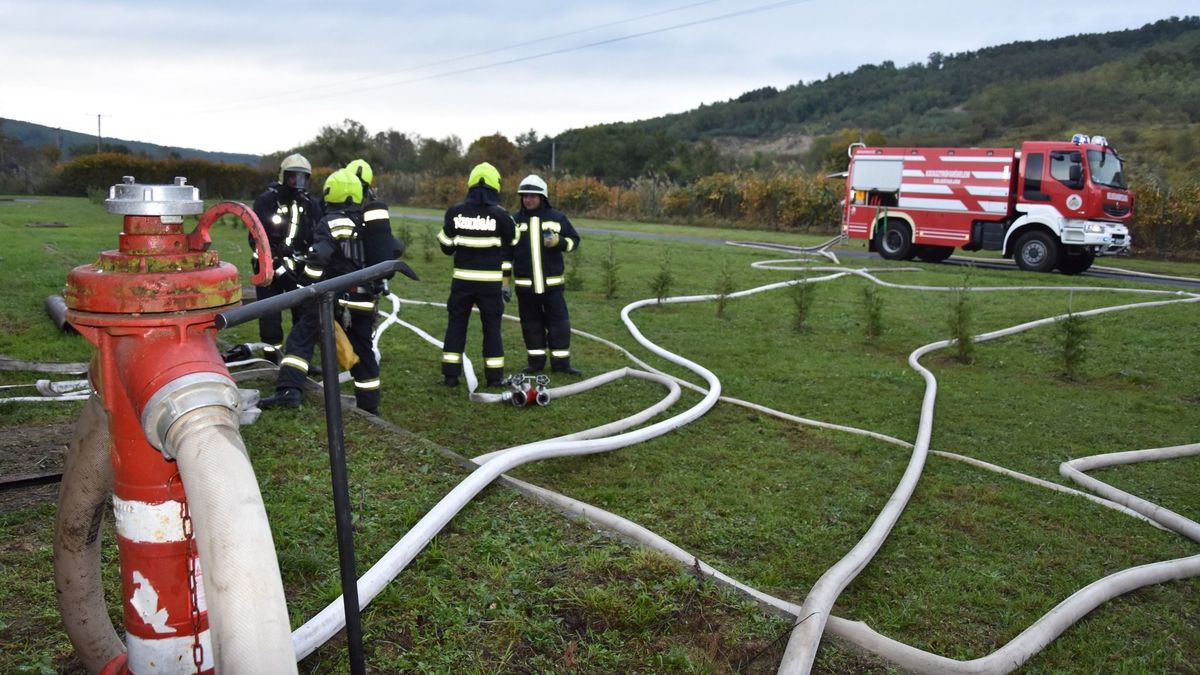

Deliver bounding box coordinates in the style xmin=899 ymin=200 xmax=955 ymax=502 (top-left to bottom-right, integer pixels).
xmin=285 ymin=172 xmax=309 ymax=191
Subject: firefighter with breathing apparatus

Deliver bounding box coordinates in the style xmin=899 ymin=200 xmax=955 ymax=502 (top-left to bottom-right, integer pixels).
xmin=347 ymin=158 xmax=405 ymax=293
xmin=250 ymin=153 xmax=321 ymax=364
xmin=261 ymin=168 xmax=385 ymax=414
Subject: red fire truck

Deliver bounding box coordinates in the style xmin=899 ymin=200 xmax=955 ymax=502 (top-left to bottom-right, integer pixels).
xmin=841 ymin=135 xmax=1131 ymax=274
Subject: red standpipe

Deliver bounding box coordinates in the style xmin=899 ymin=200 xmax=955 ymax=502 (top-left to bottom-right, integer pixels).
xmin=64 ymin=178 xmax=270 ymax=674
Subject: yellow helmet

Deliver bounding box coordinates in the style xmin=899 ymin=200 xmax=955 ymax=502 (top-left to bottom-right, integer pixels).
xmin=467 ymin=162 xmax=501 ymax=192
xmin=323 ymin=168 xmax=363 ymax=206
xmin=346 ymin=158 xmax=374 ymax=186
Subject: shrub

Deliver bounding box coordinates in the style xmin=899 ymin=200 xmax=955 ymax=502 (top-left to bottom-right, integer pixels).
xmin=53 ymin=153 xmax=271 ymax=199
xmin=862 ymin=283 xmax=882 ymax=342
xmin=1058 ymin=294 xmax=1090 ymax=381
xmin=601 ymin=237 xmax=620 ymax=300
xmin=792 ymin=272 xmax=816 ymax=332
xmin=553 ymin=176 xmax=611 ymax=215
xmin=715 ymin=258 xmax=735 ymax=318
xmin=649 ymin=250 xmax=675 ymax=303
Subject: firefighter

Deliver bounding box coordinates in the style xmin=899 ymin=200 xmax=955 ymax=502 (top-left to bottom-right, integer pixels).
xmin=251 ymin=153 xmax=321 ymax=364
xmin=512 ymin=174 xmax=582 ymax=375
xmin=261 ymin=168 xmax=384 ymax=414
xmin=439 ymin=162 xmax=516 ymax=387
xmin=346 ymin=158 xmax=405 ymax=287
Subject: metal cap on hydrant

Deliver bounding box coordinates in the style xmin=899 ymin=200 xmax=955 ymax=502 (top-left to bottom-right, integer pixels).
xmin=64 ymin=176 xmax=241 ymax=314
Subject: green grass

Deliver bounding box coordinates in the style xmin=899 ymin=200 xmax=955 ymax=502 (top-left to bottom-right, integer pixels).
xmin=2 ymin=196 xmax=1198 ymax=673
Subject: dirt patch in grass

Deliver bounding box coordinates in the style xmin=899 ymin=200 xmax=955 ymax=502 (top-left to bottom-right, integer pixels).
xmin=0 ymin=421 xmax=70 ymax=514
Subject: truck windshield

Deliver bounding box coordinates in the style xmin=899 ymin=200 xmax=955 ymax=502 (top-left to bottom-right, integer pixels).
xmin=1087 ymin=149 xmax=1127 ymax=189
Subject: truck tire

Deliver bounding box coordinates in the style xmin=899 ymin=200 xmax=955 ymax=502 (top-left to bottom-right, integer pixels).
xmin=875 ymin=220 xmax=913 ymax=260
xmin=1014 ymin=230 xmax=1060 ymax=273
xmin=915 ymin=245 xmax=954 ymax=263
xmin=1057 ymin=251 xmax=1095 ymax=275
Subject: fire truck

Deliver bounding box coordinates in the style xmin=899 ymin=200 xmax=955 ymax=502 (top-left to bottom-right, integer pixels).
xmin=841 ymin=135 xmax=1132 ymax=274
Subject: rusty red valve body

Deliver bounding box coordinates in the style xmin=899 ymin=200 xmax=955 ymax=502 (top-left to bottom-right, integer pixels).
xmin=64 ymin=177 xmax=271 ymax=675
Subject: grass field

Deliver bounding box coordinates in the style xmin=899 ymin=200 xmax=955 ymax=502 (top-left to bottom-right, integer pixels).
xmin=1 ymin=195 xmax=1197 ymax=673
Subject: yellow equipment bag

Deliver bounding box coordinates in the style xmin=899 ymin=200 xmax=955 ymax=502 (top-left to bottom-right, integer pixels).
xmin=333 ymin=322 xmax=360 ymax=370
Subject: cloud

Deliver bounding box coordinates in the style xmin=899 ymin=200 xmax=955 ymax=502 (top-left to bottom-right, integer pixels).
xmin=3 ymin=0 xmax=1195 ymax=155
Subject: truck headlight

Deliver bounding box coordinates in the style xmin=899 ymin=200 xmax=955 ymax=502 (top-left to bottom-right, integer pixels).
xmin=1086 ymin=223 xmax=1105 ymax=234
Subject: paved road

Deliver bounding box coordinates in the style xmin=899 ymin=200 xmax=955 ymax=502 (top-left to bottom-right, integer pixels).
xmin=398 ymin=213 xmax=1200 ymax=291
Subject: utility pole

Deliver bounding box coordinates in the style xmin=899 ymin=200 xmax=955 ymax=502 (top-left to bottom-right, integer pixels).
xmin=551 ymin=140 xmax=556 ymax=173
xmin=88 ymin=113 xmax=110 ymax=154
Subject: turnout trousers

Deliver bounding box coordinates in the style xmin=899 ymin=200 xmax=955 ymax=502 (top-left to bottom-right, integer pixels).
xmin=275 ymin=293 xmax=382 ymax=413
xmin=277 ymin=301 xmax=320 ymax=392
xmin=442 ymin=280 xmax=505 ymax=383
xmin=341 ymin=292 xmax=381 ymax=414
xmin=255 ymin=276 xmax=303 ymax=360
xmin=516 ymin=286 xmax=571 ymax=371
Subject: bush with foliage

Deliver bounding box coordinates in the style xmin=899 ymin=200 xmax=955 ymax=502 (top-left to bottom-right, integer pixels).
xmin=53 ymin=153 xmax=271 ymax=199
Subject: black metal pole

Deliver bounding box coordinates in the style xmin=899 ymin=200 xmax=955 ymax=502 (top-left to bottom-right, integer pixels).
xmin=316 ymin=292 xmax=366 ymax=675
xmin=216 ymin=260 xmax=415 ymax=331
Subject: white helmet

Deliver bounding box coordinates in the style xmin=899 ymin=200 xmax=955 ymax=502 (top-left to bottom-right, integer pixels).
xmin=517 ymin=174 xmax=548 ymax=198
xmin=279 ymin=153 xmax=312 ymax=189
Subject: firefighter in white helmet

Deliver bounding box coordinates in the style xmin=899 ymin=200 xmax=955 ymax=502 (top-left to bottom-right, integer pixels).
xmin=251 ymin=153 xmax=321 ymax=364
xmin=512 ymin=174 xmax=581 ymax=375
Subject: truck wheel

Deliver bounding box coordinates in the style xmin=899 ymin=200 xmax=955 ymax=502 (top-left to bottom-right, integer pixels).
xmin=1057 ymin=251 xmax=1095 ymax=275
xmin=1014 ymin=230 xmax=1060 ymax=273
xmin=875 ymin=220 xmax=913 ymax=260
xmin=916 ymin=245 xmax=954 ymax=263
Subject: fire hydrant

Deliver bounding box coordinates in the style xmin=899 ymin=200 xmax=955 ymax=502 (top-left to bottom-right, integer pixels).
xmin=63 ymin=177 xmax=284 ymax=674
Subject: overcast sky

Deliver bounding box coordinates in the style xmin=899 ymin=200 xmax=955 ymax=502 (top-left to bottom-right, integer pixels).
xmin=2 ymin=1 xmax=1194 ymax=157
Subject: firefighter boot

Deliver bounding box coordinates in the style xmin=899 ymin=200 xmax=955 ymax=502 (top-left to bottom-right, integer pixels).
xmin=356 ymin=390 xmax=380 ymax=416
xmin=260 ymin=387 xmax=302 ymax=409
xmin=521 ymin=356 xmax=546 ymax=375
xmin=552 ymin=360 xmax=582 ymax=376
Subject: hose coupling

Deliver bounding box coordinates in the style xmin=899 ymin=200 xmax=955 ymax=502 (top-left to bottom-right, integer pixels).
xmin=141 ymin=372 xmax=240 ymax=457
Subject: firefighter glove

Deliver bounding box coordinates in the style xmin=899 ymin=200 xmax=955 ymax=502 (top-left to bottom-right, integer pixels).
xmin=501 ymin=281 xmax=512 ymax=303
xmin=543 ymin=232 xmax=560 ymax=249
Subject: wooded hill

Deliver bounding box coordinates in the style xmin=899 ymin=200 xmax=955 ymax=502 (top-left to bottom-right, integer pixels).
xmin=526 ymin=16 xmax=1200 ymax=185
xmin=0 ymin=118 xmax=260 ymax=167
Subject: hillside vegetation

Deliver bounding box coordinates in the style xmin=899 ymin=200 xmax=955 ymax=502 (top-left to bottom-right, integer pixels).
xmin=0 ymin=118 xmax=260 ymax=166
xmin=531 ymin=16 xmax=1200 ymax=183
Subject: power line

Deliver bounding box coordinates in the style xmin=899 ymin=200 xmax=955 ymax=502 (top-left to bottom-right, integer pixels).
xmin=194 ymin=0 xmax=813 ymax=116
xmin=193 ymin=0 xmax=726 ymax=113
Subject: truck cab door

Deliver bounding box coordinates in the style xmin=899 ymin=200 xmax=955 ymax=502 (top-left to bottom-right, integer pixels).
xmin=1046 ymin=150 xmax=1087 ymax=216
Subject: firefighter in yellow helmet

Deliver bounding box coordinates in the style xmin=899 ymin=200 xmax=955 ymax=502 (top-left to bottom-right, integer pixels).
xmin=250 ymin=153 xmax=321 ymax=364
xmin=438 ymin=162 xmax=517 ymax=387
xmin=262 ymin=168 xmax=384 ymax=414
xmin=346 ymin=158 xmax=405 ymax=287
